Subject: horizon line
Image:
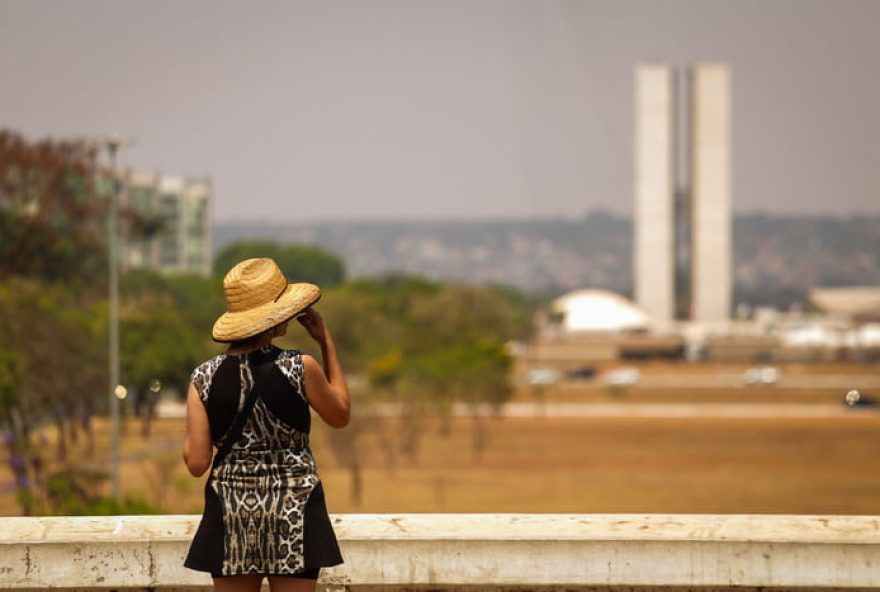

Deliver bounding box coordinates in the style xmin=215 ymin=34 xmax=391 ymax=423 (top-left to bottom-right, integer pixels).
xmin=214 ymin=208 xmax=880 ymax=226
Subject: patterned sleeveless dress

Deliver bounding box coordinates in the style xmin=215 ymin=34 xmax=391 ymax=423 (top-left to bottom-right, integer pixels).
xmin=184 ymin=345 xmax=343 ymax=577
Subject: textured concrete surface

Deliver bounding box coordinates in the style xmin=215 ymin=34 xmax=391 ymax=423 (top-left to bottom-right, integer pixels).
xmin=0 ymin=514 xmax=878 ymax=590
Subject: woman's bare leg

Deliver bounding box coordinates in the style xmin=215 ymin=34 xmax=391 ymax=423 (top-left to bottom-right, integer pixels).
xmin=213 ymin=574 xmax=264 ymax=592
xmin=267 ymin=575 xmax=317 ymax=592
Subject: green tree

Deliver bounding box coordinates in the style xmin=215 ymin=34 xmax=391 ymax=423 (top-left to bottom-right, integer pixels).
xmin=117 ymin=270 xmax=223 ymax=435
xmin=162 ymin=273 xmax=226 ymax=337
xmin=122 ymin=270 xmax=225 ymax=340
xmin=0 ymin=130 xmax=121 ymax=287
xmin=0 ymin=130 xmax=196 ymax=514
xmin=120 ymin=301 xmax=205 ymax=436
xmin=214 ymin=240 xmax=345 ymax=287
xmin=287 ymin=274 xmax=535 ymax=500
xmin=41 ymin=467 xmax=159 ymax=516
xmin=324 ymin=278 xmax=524 ymax=466
xmin=0 ymin=279 xmax=106 ymax=514
xmin=398 ymin=284 xmax=517 ymax=458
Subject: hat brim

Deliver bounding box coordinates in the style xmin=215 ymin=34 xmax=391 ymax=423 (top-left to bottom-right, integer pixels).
xmin=212 ymin=283 xmax=321 ymax=342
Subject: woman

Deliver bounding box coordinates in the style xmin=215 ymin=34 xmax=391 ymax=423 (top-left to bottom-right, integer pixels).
xmin=183 ymin=257 xmax=350 ymax=592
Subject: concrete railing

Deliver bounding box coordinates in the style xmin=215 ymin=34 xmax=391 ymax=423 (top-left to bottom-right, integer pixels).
xmin=0 ymin=514 xmax=879 ymax=590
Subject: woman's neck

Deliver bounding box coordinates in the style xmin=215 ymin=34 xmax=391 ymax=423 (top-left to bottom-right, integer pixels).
xmin=226 ymin=334 xmax=273 ymax=356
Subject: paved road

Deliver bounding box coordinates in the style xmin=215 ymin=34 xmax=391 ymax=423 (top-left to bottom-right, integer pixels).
xmin=158 ymin=396 xmax=880 ymax=420
xmin=485 ymin=401 xmax=879 ymax=418
xmin=592 ymin=374 xmax=880 ymax=390
xmin=364 ymin=401 xmax=880 ymax=419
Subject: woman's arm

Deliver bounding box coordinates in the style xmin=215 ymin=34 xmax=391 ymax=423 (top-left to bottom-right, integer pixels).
xmin=183 ymin=382 xmax=213 ymax=476
xmin=298 ymin=309 xmax=351 ymax=428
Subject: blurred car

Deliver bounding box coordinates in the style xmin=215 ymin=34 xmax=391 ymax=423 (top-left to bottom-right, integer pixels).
xmin=744 ymin=366 xmax=781 ymax=386
xmin=844 ymin=389 xmax=878 ymax=408
xmin=603 ymin=367 xmax=640 ymax=387
xmin=524 ymin=367 xmax=560 ymax=387
xmin=566 ymin=366 xmax=597 ymax=380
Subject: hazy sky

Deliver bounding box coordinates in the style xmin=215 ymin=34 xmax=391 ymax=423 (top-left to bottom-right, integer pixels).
xmin=1 ymin=1 xmax=878 ymax=222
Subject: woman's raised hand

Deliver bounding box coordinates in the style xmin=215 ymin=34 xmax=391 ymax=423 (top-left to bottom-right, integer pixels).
xmin=297 ymin=308 xmax=329 ymax=345
xmin=298 ymin=307 xmax=351 ymax=428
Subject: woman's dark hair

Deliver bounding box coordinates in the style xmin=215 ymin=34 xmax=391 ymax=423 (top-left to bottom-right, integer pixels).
xmin=228 ymin=319 xmax=289 ymax=350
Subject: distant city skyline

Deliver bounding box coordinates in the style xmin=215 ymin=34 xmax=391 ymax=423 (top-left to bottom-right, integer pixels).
xmin=1 ymin=0 xmax=879 ymax=222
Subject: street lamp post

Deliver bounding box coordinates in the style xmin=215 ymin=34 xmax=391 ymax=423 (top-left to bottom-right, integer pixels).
xmin=107 ymin=136 xmax=121 ymax=502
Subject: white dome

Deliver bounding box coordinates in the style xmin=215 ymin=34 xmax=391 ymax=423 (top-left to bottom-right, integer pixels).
xmin=553 ymin=290 xmax=649 ymax=332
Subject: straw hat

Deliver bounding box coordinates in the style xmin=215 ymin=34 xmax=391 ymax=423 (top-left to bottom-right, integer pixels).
xmin=212 ymin=258 xmax=321 ymax=342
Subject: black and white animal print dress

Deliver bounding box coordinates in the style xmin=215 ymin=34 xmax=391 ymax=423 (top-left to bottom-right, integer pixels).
xmin=184 ymin=345 xmax=343 ymax=577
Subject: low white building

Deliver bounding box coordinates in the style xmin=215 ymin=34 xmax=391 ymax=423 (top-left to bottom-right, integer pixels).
xmin=552 ymin=290 xmax=649 ymax=333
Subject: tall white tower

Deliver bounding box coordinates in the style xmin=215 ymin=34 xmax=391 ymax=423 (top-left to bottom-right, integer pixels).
xmin=634 ymin=63 xmax=731 ymax=324
xmin=634 ymin=64 xmax=676 ymax=323
xmin=691 ymin=64 xmax=731 ymax=322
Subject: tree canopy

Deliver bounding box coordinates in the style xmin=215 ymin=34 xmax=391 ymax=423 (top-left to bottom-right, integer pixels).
xmin=314 ymin=276 xmax=529 ymax=411
xmin=214 ymin=240 xmax=345 ymax=287
xmin=0 ymin=130 xmax=108 ymax=286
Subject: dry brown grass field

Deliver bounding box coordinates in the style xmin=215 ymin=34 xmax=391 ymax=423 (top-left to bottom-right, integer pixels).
xmin=2 ymin=394 xmax=879 ymax=516
xmin=317 ymin=411 xmax=880 ymax=515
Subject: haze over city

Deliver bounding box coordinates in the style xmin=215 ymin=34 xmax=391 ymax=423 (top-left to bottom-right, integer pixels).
xmin=2 ymin=0 xmax=879 ymax=222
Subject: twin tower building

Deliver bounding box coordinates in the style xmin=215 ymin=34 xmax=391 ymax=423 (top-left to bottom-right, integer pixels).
xmin=635 ymin=63 xmax=732 ymax=325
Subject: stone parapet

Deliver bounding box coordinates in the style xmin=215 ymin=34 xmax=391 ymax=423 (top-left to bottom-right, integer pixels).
xmin=0 ymin=514 xmax=878 ymax=590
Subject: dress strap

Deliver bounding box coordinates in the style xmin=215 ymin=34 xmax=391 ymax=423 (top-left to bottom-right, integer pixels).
xmin=211 ymin=357 xmax=274 ymax=469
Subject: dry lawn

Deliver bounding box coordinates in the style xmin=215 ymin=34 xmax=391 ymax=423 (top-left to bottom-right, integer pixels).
xmin=4 ymin=357 xmax=880 ymax=517
xmin=314 ymin=412 xmax=880 ymax=515
xmin=5 ymin=405 xmax=876 ymax=517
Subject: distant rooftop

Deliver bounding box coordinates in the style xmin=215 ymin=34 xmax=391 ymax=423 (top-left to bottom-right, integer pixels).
xmin=810 ymin=286 xmax=880 ymax=320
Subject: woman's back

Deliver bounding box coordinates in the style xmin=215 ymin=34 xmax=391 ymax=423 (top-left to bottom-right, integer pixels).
xmin=185 ymin=344 xmax=342 ymax=577
xmin=192 ymin=345 xmax=312 ymax=445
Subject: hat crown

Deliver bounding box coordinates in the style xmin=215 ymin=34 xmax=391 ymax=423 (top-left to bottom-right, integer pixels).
xmin=223 ymin=258 xmax=288 ymax=313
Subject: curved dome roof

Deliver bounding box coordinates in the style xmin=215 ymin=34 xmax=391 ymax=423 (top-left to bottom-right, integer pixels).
xmin=553 ymin=289 xmax=649 ymax=332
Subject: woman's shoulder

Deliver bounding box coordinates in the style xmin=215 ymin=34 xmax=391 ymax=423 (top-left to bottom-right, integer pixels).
xmin=273 ymin=347 xmax=304 ymax=369
xmin=272 ymin=347 xmax=308 ymax=398
xmin=190 ymin=353 xmax=228 ymax=402
xmin=192 ymin=353 xmax=228 ymax=376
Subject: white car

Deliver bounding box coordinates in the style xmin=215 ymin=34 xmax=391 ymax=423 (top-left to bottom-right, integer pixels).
xmin=603 ymin=367 xmax=641 ymax=387
xmin=744 ymin=366 xmax=781 ymax=386
xmin=524 ymin=367 xmax=560 ymax=387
